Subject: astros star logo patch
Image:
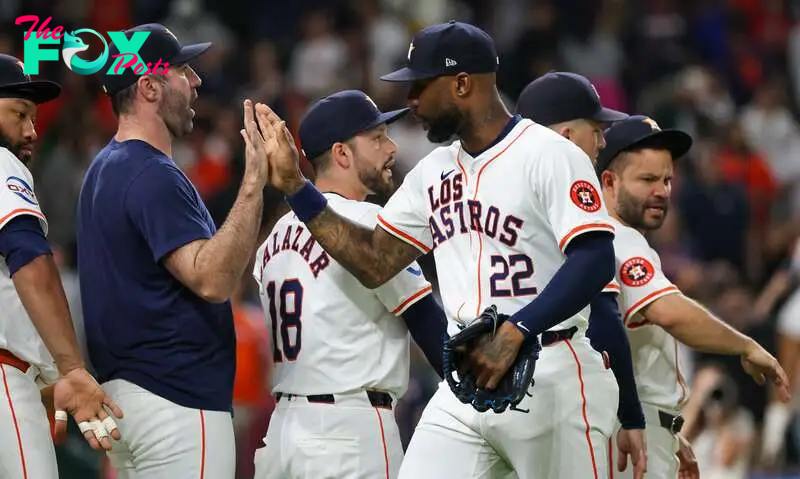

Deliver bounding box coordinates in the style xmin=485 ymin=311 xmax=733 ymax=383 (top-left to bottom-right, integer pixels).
xmin=569 ymin=180 xmax=601 ymax=212
xmin=620 ymin=257 xmax=655 ymax=287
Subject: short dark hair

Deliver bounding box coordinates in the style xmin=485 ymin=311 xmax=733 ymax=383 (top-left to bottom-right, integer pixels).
xmin=606 ymin=150 xmax=635 ymax=175
xmin=309 ymin=138 xmax=357 ymax=174
xmin=110 ymin=83 xmax=137 ymax=116
xmin=109 ymin=75 xmax=167 ymax=116
xmin=309 ymin=150 xmax=333 ymax=173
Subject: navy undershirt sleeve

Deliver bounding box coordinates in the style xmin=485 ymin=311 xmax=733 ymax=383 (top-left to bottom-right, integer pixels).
xmin=509 ymin=232 xmax=614 ymax=336
xmin=401 ymin=294 xmax=446 ymax=378
xmin=0 ymin=215 xmax=51 ymax=275
xmin=587 ymin=292 xmax=646 ymax=429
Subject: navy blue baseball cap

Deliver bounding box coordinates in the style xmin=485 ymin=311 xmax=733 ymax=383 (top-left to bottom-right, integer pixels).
xmin=380 ymin=21 xmax=499 ymax=82
xmin=299 ymin=90 xmax=409 ymax=160
xmin=596 ymin=115 xmax=693 ymax=173
xmin=516 ymin=72 xmax=628 ymax=126
xmin=0 ymin=54 xmax=61 ymax=104
xmin=100 ymin=23 xmax=211 ymax=96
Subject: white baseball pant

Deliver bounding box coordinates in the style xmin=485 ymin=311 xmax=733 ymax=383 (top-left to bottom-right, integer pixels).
xmin=399 ymin=331 xmax=619 ymax=478
xmin=254 ymin=390 xmax=403 ymax=479
xmin=609 ymin=404 xmax=680 ymax=479
xmin=102 ymin=379 xmax=235 ymax=479
xmin=0 ymin=361 xmax=58 ymax=479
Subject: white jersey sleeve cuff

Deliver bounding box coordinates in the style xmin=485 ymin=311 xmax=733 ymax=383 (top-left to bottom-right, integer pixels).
xmin=558 ymin=222 xmax=615 ymax=253
xmin=0 ymin=208 xmax=47 ymax=233
xmin=391 ymin=284 xmax=433 ymax=316
xmin=376 ymin=215 xmax=432 ymax=254
xmin=601 ymin=282 xmax=620 ymax=295
xmin=624 ymin=286 xmax=681 ymax=327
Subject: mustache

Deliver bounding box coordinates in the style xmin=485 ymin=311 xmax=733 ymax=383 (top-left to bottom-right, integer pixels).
xmin=644 ymin=199 xmax=668 ymax=209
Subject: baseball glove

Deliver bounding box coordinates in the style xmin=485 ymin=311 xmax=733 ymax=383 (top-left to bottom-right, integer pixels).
xmin=443 ymin=305 xmax=541 ymax=413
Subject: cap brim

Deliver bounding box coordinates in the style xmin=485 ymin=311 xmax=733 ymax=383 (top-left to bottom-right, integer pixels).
xmin=0 ymin=80 xmax=62 ymax=104
xmin=170 ymin=42 xmax=212 ymax=65
xmin=597 ymin=129 xmax=693 ymax=173
xmin=633 ymin=130 xmax=693 ymax=159
xmin=380 ymin=67 xmax=438 ymax=83
xmin=360 ymin=107 xmax=411 ymax=133
xmin=592 ymin=107 xmax=629 ymax=123
xmin=377 ymin=107 xmax=410 ymax=125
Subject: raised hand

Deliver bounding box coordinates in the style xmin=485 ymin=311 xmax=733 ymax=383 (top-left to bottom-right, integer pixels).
xmin=240 ymin=99 xmax=270 ymax=187
xmin=52 ymin=368 xmax=123 ymax=450
xmin=252 ymin=103 xmax=307 ymax=195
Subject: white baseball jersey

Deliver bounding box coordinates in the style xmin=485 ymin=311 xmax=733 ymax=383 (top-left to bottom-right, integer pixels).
xmin=610 ymin=217 xmax=688 ymax=411
xmin=254 ymin=193 xmax=432 ymax=399
xmin=378 ymin=118 xmax=614 ymax=334
xmin=0 ymin=147 xmax=57 ymax=383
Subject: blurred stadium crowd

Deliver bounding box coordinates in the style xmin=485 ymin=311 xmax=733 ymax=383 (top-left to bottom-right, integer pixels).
xmin=8 ymin=0 xmax=800 ymax=477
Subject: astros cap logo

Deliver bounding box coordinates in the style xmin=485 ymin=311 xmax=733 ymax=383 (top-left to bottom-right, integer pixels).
xmin=589 ymin=82 xmax=600 ymax=101
xmin=407 ymin=42 xmax=415 ymax=61
xmin=364 ymin=94 xmax=378 ymax=110
xmin=642 ymin=117 xmax=661 ymax=131
xmin=163 ymin=28 xmax=178 ymax=43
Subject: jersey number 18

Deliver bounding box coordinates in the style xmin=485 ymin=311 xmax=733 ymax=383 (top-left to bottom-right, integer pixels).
xmin=265 ymin=279 xmax=304 ymax=362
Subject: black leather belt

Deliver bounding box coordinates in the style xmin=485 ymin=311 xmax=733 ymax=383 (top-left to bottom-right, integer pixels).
xmin=541 ymin=326 xmax=578 ymax=347
xmin=276 ymin=391 xmax=393 ymax=410
xmin=658 ymin=410 xmax=684 ymax=434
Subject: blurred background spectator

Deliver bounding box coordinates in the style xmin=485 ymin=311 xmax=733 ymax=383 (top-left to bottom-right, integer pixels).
xmin=8 ymin=0 xmax=800 ymax=477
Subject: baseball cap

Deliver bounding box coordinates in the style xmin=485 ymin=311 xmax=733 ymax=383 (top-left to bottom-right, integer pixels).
xmin=516 ymin=72 xmax=628 ymax=126
xmin=380 ymin=21 xmax=499 ymax=83
xmin=0 ymin=54 xmax=61 ymax=104
xmin=299 ymin=90 xmax=409 ymax=160
xmin=100 ymin=23 xmax=211 ymax=96
xmin=596 ymin=115 xmax=693 ymax=173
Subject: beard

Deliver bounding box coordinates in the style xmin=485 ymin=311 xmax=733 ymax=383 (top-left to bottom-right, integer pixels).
xmin=615 ymin=185 xmax=669 ymax=231
xmin=358 ymin=161 xmax=394 ymax=200
xmin=0 ymin=128 xmax=32 ymax=164
xmin=158 ymin=83 xmax=194 ymax=138
xmin=423 ymin=104 xmax=463 ymax=144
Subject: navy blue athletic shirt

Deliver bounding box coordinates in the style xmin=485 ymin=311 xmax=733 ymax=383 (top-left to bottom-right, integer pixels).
xmin=77 ymin=139 xmax=235 ymax=412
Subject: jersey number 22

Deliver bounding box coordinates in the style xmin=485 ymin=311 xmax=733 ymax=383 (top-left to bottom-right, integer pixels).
xmin=265 ymin=279 xmax=303 ymax=362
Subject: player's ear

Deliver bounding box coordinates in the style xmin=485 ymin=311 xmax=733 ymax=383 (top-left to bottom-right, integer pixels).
xmin=138 ymin=75 xmax=162 ymax=104
xmin=600 ymin=170 xmax=615 ymax=189
xmin=453 ymin=73 xmax=471 ymax=98
xmin=330 ymin=142 xmax=352 ymax=169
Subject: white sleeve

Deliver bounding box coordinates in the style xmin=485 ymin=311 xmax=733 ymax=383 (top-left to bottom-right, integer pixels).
xmin=0 ymin=149 xmax=47 ymax=234
xmin=374 ymin=263 xmax=433 ymax=315
xmin=614 ymin=230 xmax=680 ymax=325
xmin=530 ymin=139 xmax=614 ymax=253
xmin=351 ymin=202 xmax=433 ymax=315
xmin=252 ymin=243 xmax=266 ymax=288
xmin=377 ymin=165 xmax=433 ymax=253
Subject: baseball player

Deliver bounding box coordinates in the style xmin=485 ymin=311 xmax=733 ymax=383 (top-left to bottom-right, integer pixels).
xmin=0 ymin=54 xmax=123 ymax=479
xmin=77 ymin=24 xmax=268 ymax=477
xmin=257 ymin=21 xmax=631 ymax=478
xmin=595 ymin=115 xmax=791 ymax=478
xmin=252 ymin=89 xmax=447 ymax=479
xmin=516 ymin=71 xmax=648 ymax=478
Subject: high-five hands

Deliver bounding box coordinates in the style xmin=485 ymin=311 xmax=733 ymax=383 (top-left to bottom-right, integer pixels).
xmin=241 ymin=100 xmax=306 ymax=195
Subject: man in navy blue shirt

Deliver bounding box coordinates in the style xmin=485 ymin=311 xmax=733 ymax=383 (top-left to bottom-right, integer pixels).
xmin=77 ymin=24 xmax=270 ymax=478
